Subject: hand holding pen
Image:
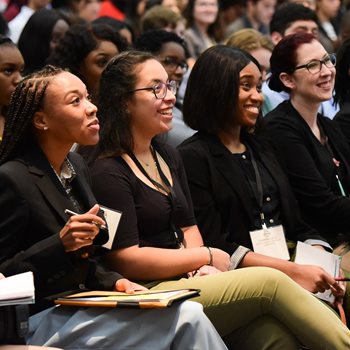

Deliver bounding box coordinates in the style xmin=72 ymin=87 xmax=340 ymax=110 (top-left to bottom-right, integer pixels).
xmin=59 ymin=204 xmax=106 ymax=252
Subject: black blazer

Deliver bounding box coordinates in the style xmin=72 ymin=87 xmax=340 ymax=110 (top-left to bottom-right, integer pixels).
xmin=264 ymin=100 xmax=350 ymax=241
xmin=333 ymin=101 xmax=350 ymax=147
xmin=177 ymin=132 xmax=326 ymax=256
xmin=0 ymin=145 xmax=122 ymax=314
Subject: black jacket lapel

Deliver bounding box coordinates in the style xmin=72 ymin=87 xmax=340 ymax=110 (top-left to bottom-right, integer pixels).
xmin=204 ymin=135 xmax=255 ymax=222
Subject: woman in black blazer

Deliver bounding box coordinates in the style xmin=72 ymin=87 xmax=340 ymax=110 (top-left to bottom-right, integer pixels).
xmin=0 ymin=65 xmax=226 ymax=349
xmin=178 ymin=45 xmax=343 ymax=297
xmin=264 ymin=33 xmax=350 ymax=247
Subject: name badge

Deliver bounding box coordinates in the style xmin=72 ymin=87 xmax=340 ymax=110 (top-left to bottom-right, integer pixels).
xmin=100 ymin=206 xmax=122 ymax=250
xmin=249 ymin=225 xmax=290 ymax=260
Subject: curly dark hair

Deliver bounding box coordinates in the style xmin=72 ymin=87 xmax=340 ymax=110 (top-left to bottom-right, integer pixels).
xmin=134 ymin=29 xmax=189 ymax=57
xmin=48 ymin=22 xmax=128 ymax=80
xmin=97 ymin=50 xmax=156 ymax=158
xmin=0 ymin=65 xmax=65 ymax=164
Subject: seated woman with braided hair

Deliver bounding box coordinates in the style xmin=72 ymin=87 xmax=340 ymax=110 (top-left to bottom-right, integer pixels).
xmin=0 ymin=65 xmax=227 ymax=349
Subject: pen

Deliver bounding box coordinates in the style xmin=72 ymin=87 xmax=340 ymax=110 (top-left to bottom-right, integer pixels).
xmin=335 ymin=277 xmax=350 ymax=282
xmin=64 ymin=209 xmax=107 ymax=230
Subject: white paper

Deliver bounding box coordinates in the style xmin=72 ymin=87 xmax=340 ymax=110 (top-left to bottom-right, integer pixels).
xmin=0 ymin=271 xmax=35 ymax=305
xmin=100 ymin=206 xmax=122 ymax=250
xmin=294 ymin=241 xmax=341 ymax=303
xmin=250 ymin=225 xmax=290 ymax=260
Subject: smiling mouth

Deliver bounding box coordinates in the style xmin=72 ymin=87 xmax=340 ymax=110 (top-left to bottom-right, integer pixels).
xmin=245 ymin=106 xmax=260 ymax=114
xmin=87 ymin=119 xmax=99 ymax=127
xmin=317 ymin=81 xmax=332 ymax=88
xmin=159 ymin=109 xmax=173 ymax=116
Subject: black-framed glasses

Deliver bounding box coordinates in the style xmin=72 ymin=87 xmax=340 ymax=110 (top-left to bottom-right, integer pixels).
xmin=160 ymin=57 xmax=189 ymax=73
xmin=293 ymin=53 xmax=336 ymax=74
xmin=128 ymin=80 xmax=177 ymax=99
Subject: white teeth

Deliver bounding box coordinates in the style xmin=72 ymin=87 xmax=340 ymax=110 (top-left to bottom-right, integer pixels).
xmin=160 ymin=110 xmax=172 ymax=115
xmin=245 ymin=106 xmax=259 ymax=113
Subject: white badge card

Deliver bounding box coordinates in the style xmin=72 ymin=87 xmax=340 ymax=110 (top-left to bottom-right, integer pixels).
xmin=249 ymin=225 xmax=290 ymax=260
xmin=100 ymin=205 xmax=122 ymax=250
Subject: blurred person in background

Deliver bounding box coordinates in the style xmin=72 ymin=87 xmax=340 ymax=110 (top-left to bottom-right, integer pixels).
xmin=48 ymin=21 xmax=127 ymax=101
xmin=8 ymin=0 xmax=50 ymax=43
xmin=226 ymin=28 xmax=273 ymax=81
xmin=225 ymin=0 xmax=276 ymax=38
xmin=183 ymin=0 xmax=220 ymax=60
xmin=0 ymin=36 xmax=24 ymax=141
xmin=93 ymin=16 xmax=134 ymax=45
xmin=145 ymin=0 xmax=181 ymax=13
xmin=218 ymin=0 xmax=246 ymax=36
xmin=141 ymin=5 xmax=186 ymax=37
xmin=315 ymin=0 xmax=341 ymax=52
xmin=17 ymin=9 xmax=69 ymax=74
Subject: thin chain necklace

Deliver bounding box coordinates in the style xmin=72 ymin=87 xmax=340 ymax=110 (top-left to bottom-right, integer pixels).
xmin=136 ymin=146 xmax=156 ymax=167
xmin=135 ymin=147 xmax=167 ymax=191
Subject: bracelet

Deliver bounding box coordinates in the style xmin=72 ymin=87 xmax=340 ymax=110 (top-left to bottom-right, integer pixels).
xmin=206 ymin=246 xmax=213 ymax=266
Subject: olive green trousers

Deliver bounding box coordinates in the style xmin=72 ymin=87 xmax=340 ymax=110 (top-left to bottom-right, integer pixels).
xmin=149 ymin=267 xmax=350 ymax=350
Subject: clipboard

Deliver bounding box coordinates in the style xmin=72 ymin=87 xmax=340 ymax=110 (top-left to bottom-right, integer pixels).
xmin=55 ymin=289 xmax=200 ymax=309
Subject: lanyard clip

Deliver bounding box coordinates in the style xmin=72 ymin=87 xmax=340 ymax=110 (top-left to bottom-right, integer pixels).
xmin=174 ymin=231 xmax=184 ymax=249
xmin=260 ymin=212 xmax=267 ymax=229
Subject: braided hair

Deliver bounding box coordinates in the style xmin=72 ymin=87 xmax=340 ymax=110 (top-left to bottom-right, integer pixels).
xmin=0 ymin=65 xmax=65 ymax=164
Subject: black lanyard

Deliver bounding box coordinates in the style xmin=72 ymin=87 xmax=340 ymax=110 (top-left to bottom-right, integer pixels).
xmin=245 ymin=144 xmax=267 ymax=228
xmin=127 ymin=147 xmax=184 ymax=248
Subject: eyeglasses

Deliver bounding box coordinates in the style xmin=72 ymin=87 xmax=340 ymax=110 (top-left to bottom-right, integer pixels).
xmin=128 ymin=80 xmax=177 ymax=99
xmin=293 ymin=53 xmax=336 ymax=74
xmin=160 ymin=57 xmax=189 ymax=73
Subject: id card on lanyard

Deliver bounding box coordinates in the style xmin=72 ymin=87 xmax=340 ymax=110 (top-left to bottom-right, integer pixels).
xmin=250 ymin=223 xmax=290 ymax=260
xmin=245 ymin=145 xmax=290 ymax=260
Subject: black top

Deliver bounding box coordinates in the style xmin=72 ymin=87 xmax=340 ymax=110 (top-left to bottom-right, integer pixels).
xmin=90 ymin=141 xmax=196 ymax=250
xmin=264 ymin=100 xmax=350 ymax=243
xmin=0 ymin=145 xmax=122 ymax=314
xmin=177 ymin=131 xmax=326 ymax=256
xmin=231 ymin=150 xmax=282 ymax=230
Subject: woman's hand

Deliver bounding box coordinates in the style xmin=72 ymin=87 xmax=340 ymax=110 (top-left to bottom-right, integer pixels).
xmin=59 ymin=204 xmax=105 ymax=252
xmin=331 ymin=268 xmax=346 ymax=307
xmin=291 ymin=263 xmax=344 ymax=297
xmin=210 ymin=247 xmax=230 ymax=272
xmin=191 ymin=265 xmax=221 ymax=277
xmin=115 ymin=278 xmax=148 ymax=294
